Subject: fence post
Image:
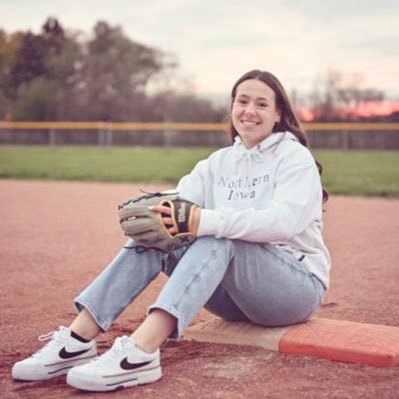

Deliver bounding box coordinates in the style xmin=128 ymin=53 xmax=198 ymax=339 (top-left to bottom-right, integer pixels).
xmin=341 ymin=130 xmax=350 ymax=150
xmin=106 ymin=123 xmax=113 ymax=148
xmin=163 ymin=121 xmax=175 ymax=147
xmin=49 ymin=129 xmax=56 ymax=146
xmin=164 ymin=129 xmax=172 ymax=147
xmin=98 ymin=126 xmax=105 ymax=147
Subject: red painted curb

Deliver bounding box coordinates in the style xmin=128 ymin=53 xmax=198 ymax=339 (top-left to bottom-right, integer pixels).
xmin=279 ymin=318 xmax=399 ymax=367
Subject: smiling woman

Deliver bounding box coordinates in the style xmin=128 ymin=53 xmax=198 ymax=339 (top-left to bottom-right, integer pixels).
xmin=231 ymin=79 xmax=281 ymax=149
xmin=12 ymin=69 xmax=331 ymax=394
xmin=227 ymin=69 xmax=329 ymax=203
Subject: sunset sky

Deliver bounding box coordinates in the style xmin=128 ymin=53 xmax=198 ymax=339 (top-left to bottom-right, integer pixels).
xmin=2 ymin=0 xmax=398 ymax=101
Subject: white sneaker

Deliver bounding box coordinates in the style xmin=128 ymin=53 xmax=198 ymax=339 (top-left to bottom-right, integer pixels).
xmin=12 ymin=326 xmax=97 ymax=381
xmin=67 ymin=336 xmax=161 ymax=392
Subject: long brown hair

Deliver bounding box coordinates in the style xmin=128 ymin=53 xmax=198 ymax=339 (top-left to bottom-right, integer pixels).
xmin=228 ymin=69 xmax=328 ymax=203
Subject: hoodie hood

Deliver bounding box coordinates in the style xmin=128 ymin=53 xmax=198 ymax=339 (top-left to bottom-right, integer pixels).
xmin=232 ymin=131 xmax=299 ymax=174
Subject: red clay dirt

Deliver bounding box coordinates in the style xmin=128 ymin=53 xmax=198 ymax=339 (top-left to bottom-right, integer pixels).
xmin=1 ymin=179 xmax=399 ymax=399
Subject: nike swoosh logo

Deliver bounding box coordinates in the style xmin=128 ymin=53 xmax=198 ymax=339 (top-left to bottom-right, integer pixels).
xmin=59 ymin=347 xmax=91 ymax=359
xmin=120 ymin=357 xmax=152 ymax=370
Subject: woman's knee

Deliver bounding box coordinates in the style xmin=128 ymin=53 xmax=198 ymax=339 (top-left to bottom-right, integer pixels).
xmin=191 ymin=236 xmax=233 ymax=251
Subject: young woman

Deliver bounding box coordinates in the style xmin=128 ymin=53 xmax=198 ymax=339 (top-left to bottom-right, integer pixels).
xmin=12 ymin=69 xmax=331 ymax=392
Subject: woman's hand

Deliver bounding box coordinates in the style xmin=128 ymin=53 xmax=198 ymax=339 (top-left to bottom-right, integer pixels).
xmin=151 ymin=205 xmax=201 ymax=236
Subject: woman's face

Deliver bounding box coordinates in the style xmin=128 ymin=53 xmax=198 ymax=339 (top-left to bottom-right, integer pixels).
xmin=232 ymin=79 xmax=281 ymax=149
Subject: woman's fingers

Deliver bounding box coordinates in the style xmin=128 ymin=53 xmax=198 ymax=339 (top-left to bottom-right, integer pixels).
xmin=150 ymin=205 xmax=171 ymax=215
xmin=150 ymin=204 xmax=201 ymax=236
xmin=150 ymin=205 xmax=176 ymax=234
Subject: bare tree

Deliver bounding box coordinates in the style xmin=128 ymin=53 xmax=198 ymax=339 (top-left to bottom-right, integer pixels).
xmin=309 ymin=69 xmax=385 ymax=121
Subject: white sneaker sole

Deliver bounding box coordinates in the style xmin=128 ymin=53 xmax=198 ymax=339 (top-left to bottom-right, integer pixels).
xmin=12 ymin=355 xmax=97 ymax=381
xmin=67 ymin=366 xmax=162 ymax=391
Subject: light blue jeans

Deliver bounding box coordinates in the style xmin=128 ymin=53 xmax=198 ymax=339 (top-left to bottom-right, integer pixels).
xmin=74 ymin=237 xmax=325 ymax=339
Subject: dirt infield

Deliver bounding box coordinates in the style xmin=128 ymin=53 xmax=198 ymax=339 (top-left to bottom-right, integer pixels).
xmin=1 ymin=179 xmax=399 ymax=399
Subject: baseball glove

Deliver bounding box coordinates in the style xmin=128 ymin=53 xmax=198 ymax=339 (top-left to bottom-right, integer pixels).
xmin=118 ymin=191 xmax=199 ymax=253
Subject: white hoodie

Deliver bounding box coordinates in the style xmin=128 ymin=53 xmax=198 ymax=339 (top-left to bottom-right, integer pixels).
xmin=176 ymin=131 xmax=331 ymax=289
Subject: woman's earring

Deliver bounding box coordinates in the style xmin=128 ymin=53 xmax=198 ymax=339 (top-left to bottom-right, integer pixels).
xmin=273 ymin=121 xmax=279 ymax=131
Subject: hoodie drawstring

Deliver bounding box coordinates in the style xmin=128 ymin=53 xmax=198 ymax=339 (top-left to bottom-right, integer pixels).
xmin=233 ymin=140 xmax=264 ymax=175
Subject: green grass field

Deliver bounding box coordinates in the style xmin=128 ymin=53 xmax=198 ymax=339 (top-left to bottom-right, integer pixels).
xmin=0 ymin=146 xmax=398 ymax=197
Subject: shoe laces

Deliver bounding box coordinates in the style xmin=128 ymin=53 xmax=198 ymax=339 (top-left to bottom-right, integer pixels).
xmin=31 ymin=327 xmax=68 ymax=359
xmin=90 ymin=336 xmax=133 ymax=367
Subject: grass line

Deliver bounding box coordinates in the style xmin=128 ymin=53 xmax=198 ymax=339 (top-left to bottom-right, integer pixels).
xmin=0 ymin=146 xmax=398 ymax=197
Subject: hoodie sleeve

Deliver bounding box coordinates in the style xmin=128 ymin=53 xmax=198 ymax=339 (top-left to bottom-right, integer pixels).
xmin=197 ymin=145 xmax=323 ymax=242
xmin=175 ymin=159 xmax=208 ymax=207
